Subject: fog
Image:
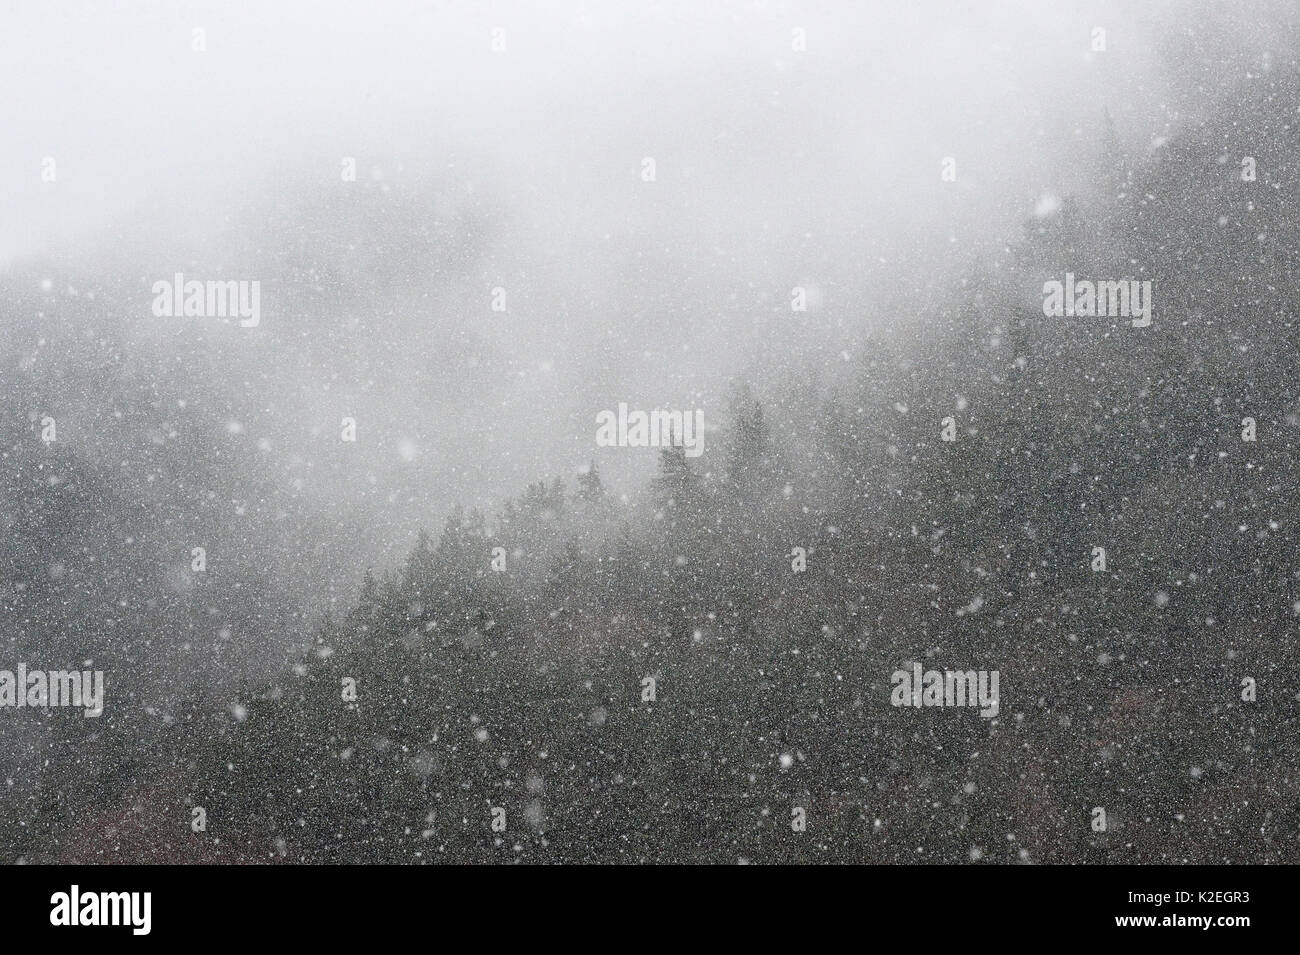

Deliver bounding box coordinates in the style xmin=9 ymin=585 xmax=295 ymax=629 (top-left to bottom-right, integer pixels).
xmin=3 ymin=3 xmax=1203 ymax=568
xmin=3 ymin=0 xmax=1299 ymax=864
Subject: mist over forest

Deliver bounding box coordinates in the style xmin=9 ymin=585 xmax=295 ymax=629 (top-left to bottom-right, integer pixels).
xmin=2 ymin=1 xmax=1299 ymax=863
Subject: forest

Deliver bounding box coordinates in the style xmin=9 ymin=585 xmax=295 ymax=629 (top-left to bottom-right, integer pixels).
xmin=3 ymin=9 xmax=1298 ymax=865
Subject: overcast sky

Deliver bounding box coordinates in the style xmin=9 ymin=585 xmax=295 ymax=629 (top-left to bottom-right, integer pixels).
xmin=1 ymin=1 xmax=1186 ymax=262
xmin=0 ymin=0 xmax=1233 ymax=560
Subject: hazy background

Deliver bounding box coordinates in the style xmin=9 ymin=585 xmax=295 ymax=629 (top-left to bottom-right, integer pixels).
xmin=0 ymin=0 xmax=1285 ymax=675
xmin=4 ymin=0 xmax=1300 ymax=865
